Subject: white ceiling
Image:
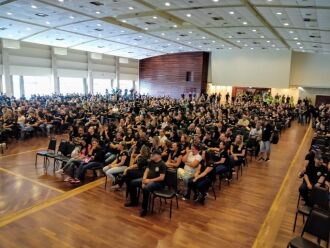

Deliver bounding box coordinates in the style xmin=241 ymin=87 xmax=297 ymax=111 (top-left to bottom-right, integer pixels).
xmin=0 ymin=0 xmax=329 ymax=59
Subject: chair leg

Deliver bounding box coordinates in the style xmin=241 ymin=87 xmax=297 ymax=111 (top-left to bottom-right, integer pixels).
xmin=152 ymin=196 xmax=155 ymax=213
xmin=218 ymin=176 xmax=222 ymax=190
xmin=170 ymin=199 xmax=173 ymax=219
xmin=212 ymin=185 xmax=216 ymax=200
xmin=175 ymin=195 xmax=179 ymax=209
xmin=296 ymin=194 xmax=301 ymax=208
xmin=292 ymin=211 xmax=298 ymax=232
xmin=159 ymin=198 xmax=162 ymax=213
xmin=104 ymin=176 xmax=107 ymax=189
xmin=240 ymin=165 xmax=243 ymax=176
xmin=35 ymin=154 xmax=38 ymax=167
xmin=236 ymin=167 xmax=239 ymax=180
xmin=302 ymin=215 xmax=305 ymax=224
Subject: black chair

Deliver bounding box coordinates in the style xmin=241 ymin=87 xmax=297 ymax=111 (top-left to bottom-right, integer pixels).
xmin=44 ymin=140 xmax=67 ymax=173
xmin=151 ymin=169 xmax=179 ymax=219
xmin=293 ymin=186 xmax=329 ymax=232
xmin=288 ymin=209 xmax=329 ymax=248
xmin=35 ymin=138 xmax=56 ymax=168
xmin=53 ymin=142 xmax=76 ymax=171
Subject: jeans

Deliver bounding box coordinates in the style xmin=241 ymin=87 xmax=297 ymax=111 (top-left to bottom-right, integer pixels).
xmin=39 ymin=124 xmax=53 ymax=136
xmin=129 ymin=178 xmax=163 ymax=210
xmin=103 ymin=165 xmax=127 ymax=183
xmin=63 ymin=158 xmax=83 ymax=178
xmin=76 ymin=161 xmax=103 ymax=181
xmin=177 ymin=168 xmax=194 ymax=193
xmin=299 ymin=181 xmax=311 ymax=206
xmin=187 ymin=177 xmax=211 ymax=199
xmin=104 ymin=153 xmax=117 ymax=165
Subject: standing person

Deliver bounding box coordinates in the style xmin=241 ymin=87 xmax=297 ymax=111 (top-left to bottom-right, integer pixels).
xmin=257 ymin=119 xmax=273 ymax=162
xmin=225 ymin=92 xmax=230 ymax=103
xmin=125 ymin=150 xmax=166 ymax=217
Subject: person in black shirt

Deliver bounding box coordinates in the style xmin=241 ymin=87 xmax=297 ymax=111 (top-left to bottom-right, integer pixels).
xmin=103 ymin=142 xmax=130 ymax=187
xmin=258 ymin=119 xmax=273 ymax=162
xmin=299 ymin=155 xmax=327 ymax=206
xmin=166 ymin=142 xmax=183 ymax=168
xmin=213 ymin=141 xmax=230 ymax=178
xmin=74 ymin=139 xmax=105 ymax=183
xmin=125 ymin=150 xmax=166 ymax=217
xmin=186 ymin=151 xmax=215 ymax=204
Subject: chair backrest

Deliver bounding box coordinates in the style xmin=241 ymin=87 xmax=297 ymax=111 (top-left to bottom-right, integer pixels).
xmin=302 ymin=209 xmax=329 ymax=243
xmin=57 ymin=140 xmax=67 ymax=155
xmin=48 ymin=138 xmax=57 ymax=151
xmin=164 ymin=169 xmax=178 ymax=191
xmin=311 ymin=186 xmax=329 ymax=211
xmin=65 ymin=143 xmax=76 ymax=157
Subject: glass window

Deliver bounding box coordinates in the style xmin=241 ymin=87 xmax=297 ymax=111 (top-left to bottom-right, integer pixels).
xmin=134 ymin=80 xmax=139 ymax=93
xmin=24 ymin=76 xmax=53 ymax=99
xmin=13 ymin=75 xmax=21 ymax=99
xmin=119 ymin=80 xmax=133 ymax=91
xmin=59 ymin=77 xmax=84 ymax=95
xmin=93 ymin=78 xmax=111 ymax=95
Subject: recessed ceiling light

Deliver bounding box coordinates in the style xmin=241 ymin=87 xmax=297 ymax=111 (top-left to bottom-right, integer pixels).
xmin=153 ymin=16 xmax=157 ymax=19
xmin=213 ymin=0 xmax=219 ymax=2
xmin=26 ymin=27 xmax=31 ymax=31
xmin=173 ymin=24 xmax=177 ymax=28
xmin=7 ymin=12 xmax=12 ymax=15
xmin=128 ymin=6 xmax=134 ymax=10
xmin=73 ymin=28 xmax=77 ymax=31
xmin=229 ymin=47 xmax=232 ymax=50
xmin=186 ymin=13 xmax=191 ymax=17
xmin=189 ymin=31 xmax=192 ymax=34
xmin=267 ymin=0 xmax=272 ymax=2
xmin=296 ymin=42 xmax=301 ymax=45
xmin=58 ymin=0 xmax=64 ymax=2
xmin=293 ymin=37 xmax=298 ymax=40
xmin=122 ymin=20 xmax=127 ymax=23
xmin=260 ymin=35 xmax=264 ymax=38
xmin=121 ymin=30 xmax=125 ymax=33
xmin=229 ymin=11 xmax=234 ymax=15
xmin=97 ymin=23 xmax=101 ymax=26
xmin=31 ymin=5 xmax=37 ymax=9
xmin=212 ymin=40 xmax=215 ymax=43
xmin=237 ymin=40 xmax=240 ymax=43
xmin=202 ymin=36 xmax=206 ymax=39
xmin=165 ymin=2 xmax=170 ymax=6
xmin=252 ymin=29 xmax=257 ymax=32
xmin=250 ymin=47 xmax=254 ymax=50
xmin=244 ymin=44 xmax=248 ymax=47
xmin=198 ymin=45 xmax=202 ymax=48
xmin=283 ymin=23 xmax=289 ymax=26
xmin=276 ymin=12 xmax=282 ymax=15
xmin=144 ymin=27 xmax=148 ymax=30
xmin=176 ymin=37 xmax=180 ymax=40
xmin=69 ymin=16 xmax=74 ymax=19
xmin=276 ymin=48 xmax=280 ymax=51
xmin=300 ymin=46 xmax=304 ymax=49
xmin=95 ymin=11 xmax=100 ymax=14
xmin=266 ymin=40 xmax=270 ymax=43
xmin=228 ymin=35 xmax=232 ymax=38
xmin=161 ymin=33 xmax=165 ymax=35
xmin=243 ymin=22 xmax=248 ymax=25
xmin=46 ymin=21 xmax=50 ymax=25
xmin=272 ymin=44 xmax=276 ymax=47
xmin=188 ymin=41 xmax=191 ymax=44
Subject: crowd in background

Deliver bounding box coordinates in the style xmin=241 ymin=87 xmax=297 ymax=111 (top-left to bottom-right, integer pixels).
xmin=0 ymin=91 xmax=328 ymax=216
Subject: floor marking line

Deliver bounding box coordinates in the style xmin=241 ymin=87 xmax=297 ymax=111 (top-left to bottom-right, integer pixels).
xmin=0 ymin=167 xmax=65 ymax=193
xmin=252 ymin=124 xmax=312 ymax=248
xmin=0 ymin=148 xmax=47 ymax=159
xmin=0 ymin=178 xmax=104 ymax=228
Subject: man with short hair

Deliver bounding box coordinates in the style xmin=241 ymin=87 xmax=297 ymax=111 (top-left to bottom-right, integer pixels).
xmin=125 ymin=150 xmax=166 ymax=217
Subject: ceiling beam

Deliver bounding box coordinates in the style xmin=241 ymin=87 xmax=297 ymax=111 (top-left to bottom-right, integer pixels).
xmin=240 ymin=0 xmax=290 ymax=49
xmin=254 ymin=4 xmax=330 ymax=10
xmin=0 ymin=0 xmax=17 ymax=6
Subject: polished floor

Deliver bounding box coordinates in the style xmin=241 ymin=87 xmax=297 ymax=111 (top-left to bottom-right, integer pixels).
xmin=0 ymin=123 xmax=310 ymax=248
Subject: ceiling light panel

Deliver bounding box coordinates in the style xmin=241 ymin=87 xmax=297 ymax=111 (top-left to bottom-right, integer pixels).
xmin=42 ymin=0 xmax=151 ymax=18
xmin=146 ymin=0 xmax=241 ymax=9
xmin=23 ymin=29 xmax=95 ymax=47
xmin=0 ymin=17 xmax=47 ymax=40
xmin=106 ymin=46 xmax=164 ymax=60
xmin=0 ymin=0 xmax=91 ymax=27
xmin=150 ymin=29 xmax=214 ymax=42
xmin=120 ymin=15 xmax=177 ymax=31
xmin=250 ymin=0 xmax=330 ymax=7
xmin=187 ymin=39 xmax=232 ymax=50
xmin=107 ymin=33 xmax=168 ymax=47
xmin=59 ymin=20 xmax=135 ymax=39
xmin=206 ymin=27 xmax=276 ymax=39
xmin=146 ymin=42 xmax=198 ymax=53
xmin=169 ymin=7 xmax=262 ymax=28
xmin=71 ymin=39 xmax=129 ymax=53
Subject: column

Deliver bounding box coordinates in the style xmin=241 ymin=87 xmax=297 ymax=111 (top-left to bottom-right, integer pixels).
xmin=2 ymin=48 xmax=13 ymax=96
xmin=19 ymin=75 xmax=24 ymax=98
xmin=51 ymin=48 xmax=60 ymax=94
xmin=115 ymin=57 xmax=120 ymax=89
xmin=83 ymin=78 xmax=88 ymax=95
xmin=87 ymin=53 xmax=93 ymax=94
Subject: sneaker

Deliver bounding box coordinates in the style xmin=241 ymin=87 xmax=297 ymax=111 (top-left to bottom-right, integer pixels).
xmin=182 ymin=194 xmax=190 ymax=201
xmin=55 ymin=169 xmax=64 ymax=174
xmin=64 ymin=177 xmax=72 ymax=182
xmin=257 ymin=157 xmax=264 ymax=162
xmin=265 ymin=158 xmax=270 ymax=162
xmin=111 ymin=184 xmax=120 ymax=191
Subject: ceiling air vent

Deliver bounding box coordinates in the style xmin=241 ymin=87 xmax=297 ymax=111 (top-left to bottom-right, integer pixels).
xmin=145 ymin=22 xmax=156 ymax=25
xmin=212 ymin=17 xmax=224 ymax=21
xmin=134 ymin=38 xmax=142 ymax=41
xmin=94 ymin=28 xmax=103 ymax=31
xmin=309 ymin=35 xmax=321 ymax=38
xmin=35 ymin=13 xmax=49 ymax=17
xmin=0 ymin=27 xmax=7 ymax=30
xmin=180 ymin=34 xmax=188 ymax=37
xmin=90 ymin=1 xmax=104 ymax=6
xmin=303 ymin=18 xmax=317 ymax=22
xmin=56 ymin=38 xmax=64 ymax=41
xmin=237 ymin=32 xmax=245 ymax=35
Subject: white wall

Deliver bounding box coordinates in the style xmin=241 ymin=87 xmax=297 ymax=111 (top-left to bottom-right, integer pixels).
xmin=0 ymin=39 xmax=139 ymax=96
xmin=211 ymin=50 xmax=292 ymax=88
xmin=290 ymin=52 xmax=330 ymax=88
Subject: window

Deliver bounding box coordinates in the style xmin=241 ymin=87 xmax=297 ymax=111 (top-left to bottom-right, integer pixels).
xmin=24 ymin=76 xmax=53 ymax=99
xmin=119 ymin=80 xmax=133 ymax=91
xmin=59 ymin=77 xmax=84 ymax=95
xmin=13 ymin=75 xmax=21 ymax=99
xmin=134 ymin=80 xmax=140 ymax=93
xmin=93 ymin=78 xmax=111 ymax=95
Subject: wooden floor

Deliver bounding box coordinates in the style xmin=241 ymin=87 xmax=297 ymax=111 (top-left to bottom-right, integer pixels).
xmin=0 ymin=123 xmax=310 ymax=248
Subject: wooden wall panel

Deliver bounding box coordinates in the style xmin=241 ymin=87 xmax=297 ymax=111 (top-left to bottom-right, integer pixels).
xmin=139 ymin=52 xmax=209 ymax=98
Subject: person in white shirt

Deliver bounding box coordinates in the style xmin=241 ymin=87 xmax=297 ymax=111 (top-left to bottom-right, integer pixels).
xmin=178 ymin=145 xmax=202 ymax=198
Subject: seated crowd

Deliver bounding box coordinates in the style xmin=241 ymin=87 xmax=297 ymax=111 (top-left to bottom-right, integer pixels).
xmin=0 ymin=91 xmax=317 ymax=217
